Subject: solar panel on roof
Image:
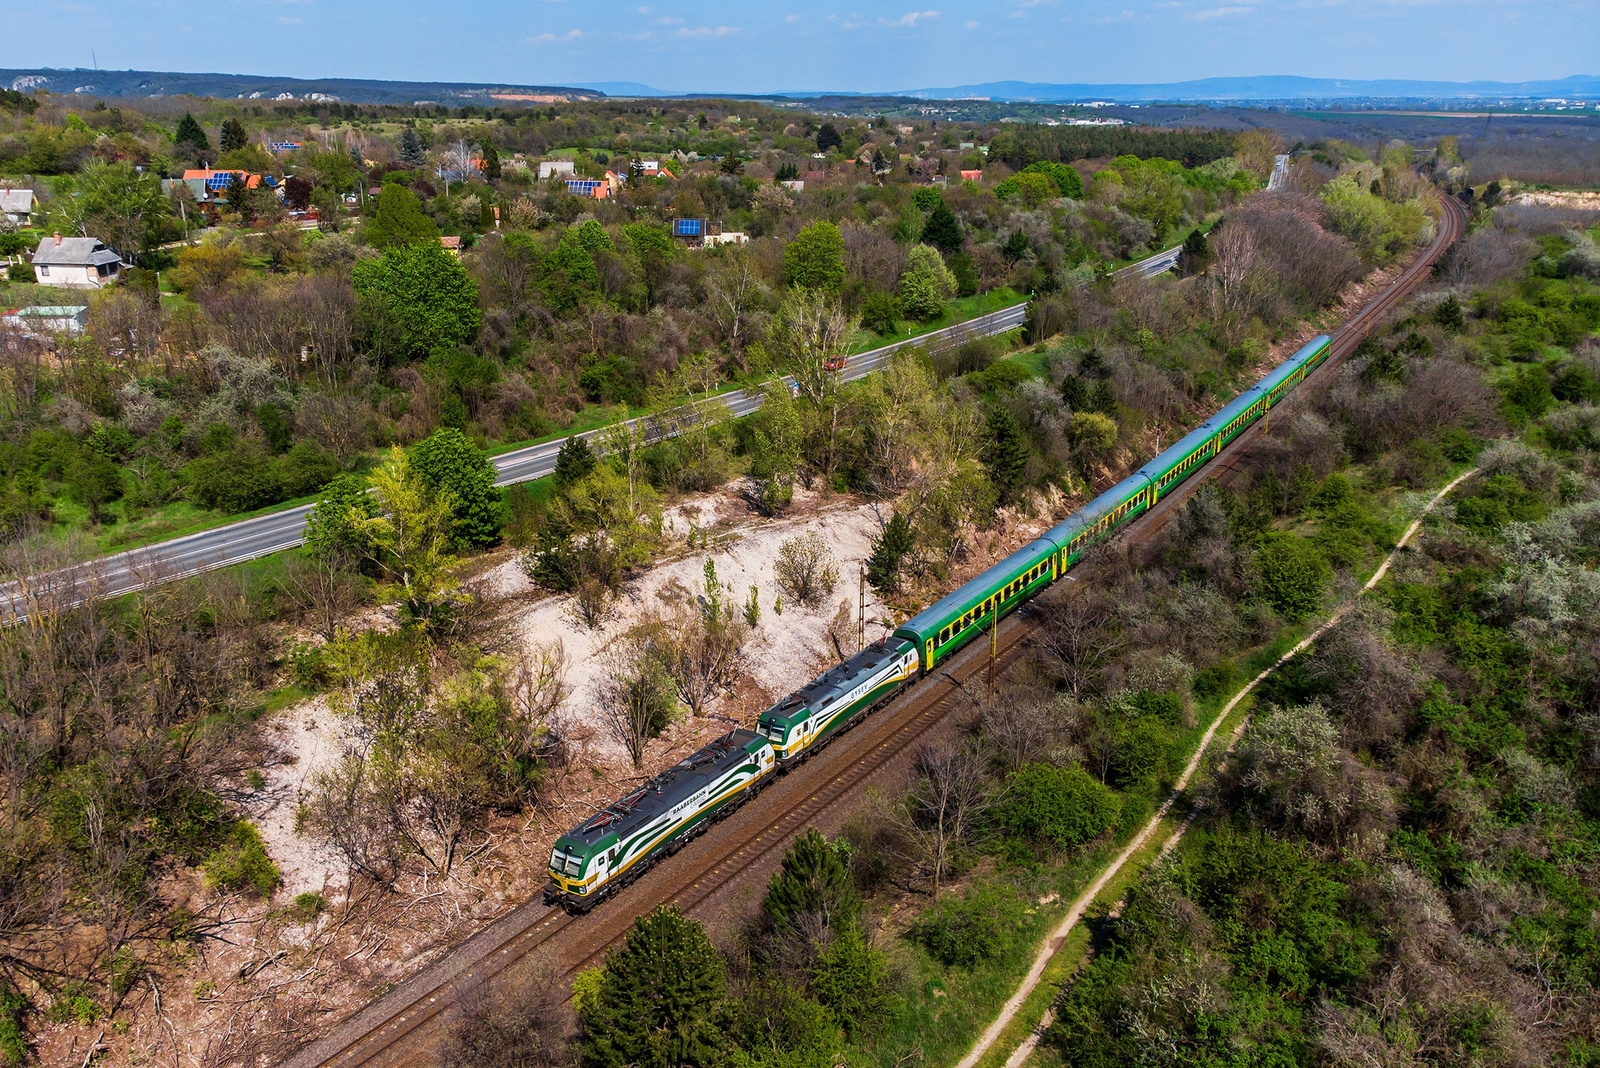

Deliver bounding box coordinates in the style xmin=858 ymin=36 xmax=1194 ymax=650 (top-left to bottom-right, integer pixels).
xmin=674 ymin=218 xmax=703 ymax=236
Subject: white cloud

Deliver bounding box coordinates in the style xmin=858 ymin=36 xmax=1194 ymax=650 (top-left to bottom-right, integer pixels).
xmin=1189 ymin=4 xmax=1253 ymax=17
xmin=964 ymin=18 xmax=980 ymax=26
xmin=1090 ymin=8 xmax=1136 ymax=21
xmin=624 ymin=31 xmax=653 ymax=39
xmin=886 ymin=9 xmax=939 ymax=26
xmin=637 ymin=4 xmax=650 ymax=11
xmin=785 ymin=12 xmax=801 ymax=21
xmin=278 ymin=14 xmax=301 ymax=23
xmin=677 ymin=24 xmax=736 ymax=35
xmin=528 ymin=28 xmax=584 ymax=41
xmin=656 ymin=14 xmax=684 ymax=23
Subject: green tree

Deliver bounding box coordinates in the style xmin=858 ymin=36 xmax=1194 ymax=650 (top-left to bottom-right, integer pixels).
xmin=69 ymin=454 xmax=123 ymax=524
xmin=860 ymin=291 xmax=902 ymax=336
xmin=748 ymin=383 xmax=803 ymax=516
xmin=553 ymin=435 xmax=597 ymax=492
xmin=1435 ymin=295 xmax=1465 ymax=331
xmin=815 ymin=123 xmax=842 ymax=153
xmin=399 ymin=126 xmax=427 ymax=167
xmin=866 ymin=511 xmax=915 ymax=592
xmin=1254 ymin=531 xmax=1330 ymax=619
xmin=365 ymin=185 xmax=440 ymax=249
xmin=762 ymin=828 xmax=859 ymax=931
xmin=481 ymin=140 xmax=501 ymax=182
xmin=174 ymin=111 xmax=210 ymax=152
xmin=899 ymin=243 xmax=957 ymax=321
xmin=1021 ymin=160 xmax=1083 ymax=199
xmin=411 ymin=427 xmax=502 ymax=548
xmin=351 ymin=241 xmax=480 ymax=361
xmin=358 ymin=447 xmax=460 ymax=628
xmin=1002 ymin=229 xmax=1031 ymax=264
xmin=811 ymin=920 xmax=890 ymax=1041
xmin=1013 ymin=171 xmax=1056 ymax=208
xmin=912 ymin=186 xmax=943 ymax=211
xmin=304 ymin=475 xmax=379 ymax=559
xmin=782 ymin=221 xmax=846 ymax=293
xmin=543 ymin=229 xmax=602 ymax=313
xmin=1180 ymin=226 xmax=1209 ymax=275
xmin=219 ymin=118 xmax=248 ymax=153
xmin=624 ymin=222 xmax=675 ymax=307
xmin=920 ymin=202 xmax=963 ymax=256
xmin=582 ymin=906 xmax=726 ymax=1068
xmin=257 ymin=403 xmax=292 ymax=454
xmin=983 ymin=406 xmax=1030 ymax=504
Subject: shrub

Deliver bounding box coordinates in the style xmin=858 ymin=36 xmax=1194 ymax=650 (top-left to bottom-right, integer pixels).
xmin=0 ymin=986 xmax=26 ymax=1068
xmin=910 ymin=883 xmax=1020 ymax=967
xmin=1254 ymin=532 xmax=1331 ymax=619
xmin=999 ymin=762 xmax=1120 ymax=851
xmin=773 ymin=531 xmax=840 ymax=608
xmin=290 ymin=892 xmax=325 ymax=923
xmin=1193 ymin=660 xmax=1240 ymax=699
xmin=204 ymin=822 xmax=281 ymax=897
xmin=1110 ymin=720 xmax=1179 ymax=790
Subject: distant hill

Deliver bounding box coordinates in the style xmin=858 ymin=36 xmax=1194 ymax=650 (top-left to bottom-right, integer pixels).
xmin=6 ymin=67 xmax=1596 ymax=108
xmin=891 ymin=74 xmax=1600 ymax=103
xmin=0 ymin=68 xmax=603 ymax=105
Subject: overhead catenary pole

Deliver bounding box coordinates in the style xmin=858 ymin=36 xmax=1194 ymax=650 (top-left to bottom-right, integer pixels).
xmin=989 ymin=600 xmax=999 ymax=691
xmin=858 ymin=564 xmax=866 ymax=652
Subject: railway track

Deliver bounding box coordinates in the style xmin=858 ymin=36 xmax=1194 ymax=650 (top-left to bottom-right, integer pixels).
xmin=280 ymin=191 xmax=1468 ymax=1068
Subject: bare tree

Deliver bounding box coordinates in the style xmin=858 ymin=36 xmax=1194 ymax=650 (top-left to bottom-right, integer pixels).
xmin=703 ymin=249 xmax=768 ymax=367
xmin=281 ymin=551 xmax=365 ymax=642
xmin=773 ymin=531 xmax=840 ymax=608
xmin=1031 ymin=591 xmax=1125 ymax=701
xmin=893 ymin=742 xmax=992 ymax=897
xmin=595 ymin=637 xmax=674 ymax=767
xmin=440 ymin=955 xmax=576 ymax=1068
xmin=300 ymin=750 xmax=405 ymax=887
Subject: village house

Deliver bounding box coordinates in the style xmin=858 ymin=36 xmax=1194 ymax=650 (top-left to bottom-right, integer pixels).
xmin=538 ymin=160 xmax=576 ymax=180
xmin=30 ymin=233 xmax=123 ymax=288
xmin=160 ymin=170 xmax=279 ymax=206
xmin=1 ymin=305 xmax=88 ymax=334
xmin=1 ymin=188 xmax=33 ymax=226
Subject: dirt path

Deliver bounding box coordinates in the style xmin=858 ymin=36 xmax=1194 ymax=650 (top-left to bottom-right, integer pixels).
xmin=954 ymin=466 xmax=1481 ymax=1068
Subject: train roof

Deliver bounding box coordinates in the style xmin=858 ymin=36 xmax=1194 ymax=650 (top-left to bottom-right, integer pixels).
xmin=896 ymin=537 xmax=1059 ymax=639
xmin=761 ymin=636 xmax=917 ymax=725
xmin=1258 ymin=335 xmax=1332 ymax=394
xmin=1041 ymin=470 xmax=1152 ymax=548
xmin=1138 ymin=417 xmax=1222 ymax=481
xmin=557 ymin=729 xmax=765 ymax=850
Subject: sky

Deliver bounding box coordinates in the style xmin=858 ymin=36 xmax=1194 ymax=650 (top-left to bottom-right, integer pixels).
xmin=1 ymin=0 xmax=1594 ymax=95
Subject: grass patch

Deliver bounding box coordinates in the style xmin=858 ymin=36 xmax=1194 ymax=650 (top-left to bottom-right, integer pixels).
xmin=867 ymin=854 xmax=1108 ymax=1068
xmin=849 ymin=289 xmax=1025 ymax=353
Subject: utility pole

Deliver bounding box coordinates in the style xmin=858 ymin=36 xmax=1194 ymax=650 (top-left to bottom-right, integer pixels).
xmin=858 ymin=564 xmax=866 ymax=652
xmin=988 ymin=601 xmax=999 ymax=690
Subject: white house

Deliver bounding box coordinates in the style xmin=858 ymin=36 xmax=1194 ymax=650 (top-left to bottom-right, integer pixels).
xmin=538 ymin=160 xmax=576 ymax=180
xmin=1 ymin=306 xmax=88 ymax=335
xmin=31 ymin=234 xmax=123 ymax=288
xmin=1 ymin=188 xmax=33 ymax=226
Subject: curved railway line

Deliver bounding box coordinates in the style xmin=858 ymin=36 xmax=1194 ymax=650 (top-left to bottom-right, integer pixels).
xmin=281 ymin=191 xmax=1469 ymax=1068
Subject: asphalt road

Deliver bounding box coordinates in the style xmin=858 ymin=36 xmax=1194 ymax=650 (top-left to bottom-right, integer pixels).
xmin=13 ymin=237 xmax=1205 ymax=605
xmin=9 ymin=301 xmax=1029 ymax=604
